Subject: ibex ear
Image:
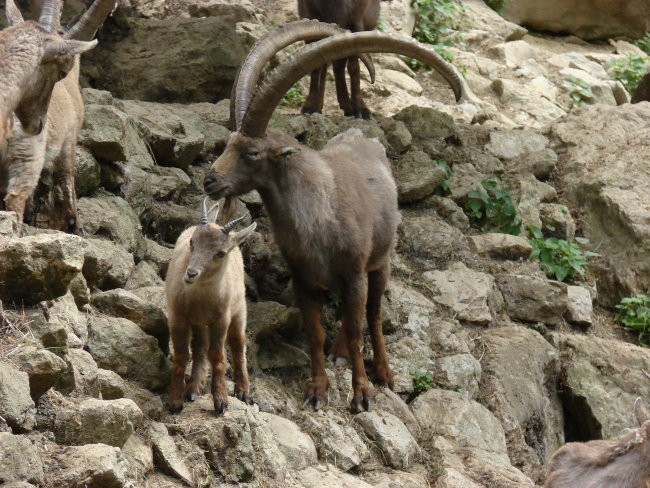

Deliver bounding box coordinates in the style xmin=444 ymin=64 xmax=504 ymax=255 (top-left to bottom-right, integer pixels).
xmin=6 ymin=0 xmax=24 ymax=26
xmin=42 ymin=39 xmax=98 ymax=61
xmin=207 ymin=202 xmax=220 ymax=224
xmin=270 ymin=146 xmax=300 ymax=162
xmin=635 ymin=397 xmax=649 ymax=426
xmin=233 ymin=222 xmax=257 ymax=246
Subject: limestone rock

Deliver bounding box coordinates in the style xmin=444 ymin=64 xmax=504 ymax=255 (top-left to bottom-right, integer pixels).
xmin=259 ymin=412 xmax=317 ymax=470
xmin=497 ymin=274 xmax=568 ymax=326
xmin=48 ymin=444 xmax=127 ymax=488
xmin=143 ymin=238 xmax=174 ymax=277
xmin=469 ymin=233 xmax=533 ymax=260
xmin=355 ymin=410 xmax=420 ymax=469
xmin=47 ymin=291 xmax=89 ymax=346
xmin=0 ymin=433 xmax=44 ymax=484
xmin=122 ymin=434 xmax=154 ymax=478
xmin=435 ymin=353 xmax=482 ymax=398
xmin=486 ymin=130 xmax=549 ymax=161
xmin=247 ymin=300 xmax=301 ymax=340
xmin=290 ymin=464 xmax=373 ymax=488
xmin=83 ymin=238 xmax=135 ymax=291
xmin=97 ymin=369 xmax=127 ymax=400
xmin=75 ymin=146 xmax=102 ymax=197
xmin=14 ymin=346 xmax=68 ymax=399
xmin=394 ymin=106 xmax=456 ymax=140
xmin=57 ymin=348 xmax=100 ymax=397
xmin=375 ymin=388 xmax=420 ymax=437
xmin=87 ymin=316 xmax=170 ymax=390
xmin=125 ymin=261 xmax=163 ymax=289
xmin=395 ymin=150 xmax=449 ymax=203
xmin=0 ymin=233 xmax=86 ymax=305
xmin=0 ymin=210 xmax=18 ymax=236
xmin=0 ymin=361 xmax=36 ymax=431
xmin=149 ymin=422 xmax=194 ymax=485
xmin=50 ymin=398 xmax=143 ymax=447
xmin=566 ymin=285 xmax=593 ymax=327
xmin=539 ymin=203 xmax=576 ymax=241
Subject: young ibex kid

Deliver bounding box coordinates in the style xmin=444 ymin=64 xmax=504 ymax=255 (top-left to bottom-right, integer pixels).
xmin=165 ymin=198 xmax=256 ymax=414
xmin=545 ymin=398 xmax=650 ymax=488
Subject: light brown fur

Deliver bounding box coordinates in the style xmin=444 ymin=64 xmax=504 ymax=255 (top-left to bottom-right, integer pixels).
xmin=545 ymin=399 xmax=650 ymax=488
xmin=165 ymin=205 xmax=256 ymax=415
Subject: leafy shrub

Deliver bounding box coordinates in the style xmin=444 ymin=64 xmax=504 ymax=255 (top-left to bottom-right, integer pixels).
xmin=434 ymin=159 xmax=452 ymax=196
xmin=408 ymin=0 xmax=465 ymax=67
xmin=464 ymin=179 xmax=521 ymax=235
xmin=616 ymin=294 xmax=650 ymax=346
xmin=484 ymin=0 xmax=507 ymax=13
xmin=608 ymin=53 xmax=650 ymax=92
xmin=563 ymin=76 xmax=593 ymax=109
xmin=636 ymin=33 xmax=650 ymax=56
xmin=528 ymin=226 xmax=599 ymax=282
xmin=411 ymin=370 xmax=435 ymax=395
xmin=280 ymin=85 xmax=305 ymax=107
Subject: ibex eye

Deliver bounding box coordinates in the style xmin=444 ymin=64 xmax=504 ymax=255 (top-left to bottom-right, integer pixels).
xmin=59 ymin=70 xmax=68 ymax=79
xmin=245 ymin=149 xmax=259 ymax=158
xmin=216 ymin=250 xmax=226 ymax=258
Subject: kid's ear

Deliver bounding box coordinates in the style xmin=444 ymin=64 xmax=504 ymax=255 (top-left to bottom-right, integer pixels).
xmin=270 ymin=146 xmax=300 ymax=161
xmin=233 ymin=222 xmax=257 ymax=246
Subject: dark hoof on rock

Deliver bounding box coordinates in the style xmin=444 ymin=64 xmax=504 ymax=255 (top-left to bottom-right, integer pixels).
xmin=350 ymin=396 xmax=372 ymax=414
xmin=168 ymin=404 xmax=184 ymax=415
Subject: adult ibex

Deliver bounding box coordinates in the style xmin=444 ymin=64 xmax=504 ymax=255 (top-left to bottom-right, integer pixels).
xmin=297 ymin=0 xmax=380 ymax=118
xmin=545 ymin=398 xmax=650 ymax=488
xmin=204 ymin=21 xmax=478 ymax=412
xmin=0 ymin=0 xmax=116 ymax=233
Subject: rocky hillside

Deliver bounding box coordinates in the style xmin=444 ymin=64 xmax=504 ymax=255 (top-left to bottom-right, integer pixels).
xmin=1 ymin=0 xmax=650 ymax=487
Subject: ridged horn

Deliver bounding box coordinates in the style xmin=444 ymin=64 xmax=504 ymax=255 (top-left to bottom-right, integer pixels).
xmin=199 ymin=197 xmax=209 ymax=228
xmin=240 ymin=31 xmax=480 ymax=138
xmin=230 ymin=19 xmax=375 ymax=130
xmin=6 ymin=0 xmax=24 ymax=26
xmin=38 ymin=0 xmax=61 ymax=32
xmin=221 ymin=215 xmax=246 ymax=234
xmin=65 ymin=0 xmax=117 ymax=41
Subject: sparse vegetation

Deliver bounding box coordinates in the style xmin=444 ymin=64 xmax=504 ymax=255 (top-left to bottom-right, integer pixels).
xmin=411 ymin=370 xmax=435 ymax=395
xmin=528 ymin=226 xmax=599 ymax=282
xmin=636 ymin=33 xmax=650 ymax=55
xmin=563 ymin=76 xmax=593 ymax=109
xmin=484 ymin=0 xmax=507 ymax=14
xmin=408 ymin=0 xmax=465 ymax=67
xmin=464 ymin=178 xmax=522 ymax=235
xmin=434 ymin=159 xmax=452 ymax=196
xmin=608 ymin=53 xmax=650 ymax=92
xmin=616 ymin=294 xmax=650 ymax=346
xmin=280 ymin=84 xmax=306 ymax=107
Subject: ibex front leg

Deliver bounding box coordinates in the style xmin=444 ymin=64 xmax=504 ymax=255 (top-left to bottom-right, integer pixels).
xmin=54 ymin=140 xmax=83 ymax=235
xmin=208 ymin=318 xmax=229 ymax=415
xmin=342 ymin=273 xmax=372 ymax=413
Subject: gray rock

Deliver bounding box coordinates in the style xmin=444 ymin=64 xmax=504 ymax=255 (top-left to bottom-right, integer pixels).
xmin=486 ymin=130 xmax=548 ymax=160
xmin=291 ymin=464 xmax=374 ymax=487
xmin=14 ymin=346 xmax=68 ymax=399
xmin=539 ymin=203 xmax=576 ymax=241
xmin=420 ymin=196 xmax=470 ymax=231
xmin=143 ymin=238 xmax=174 ymax=278
xmin=69 ymin=273 xmax=91 ymax=307
xmin=144 ymin=201 xmax=200 ymax=245
xmin=75 ymin=146 xmax=102 ymax=197
xmin=394 ymin=106 xmax=456 ymax=140
xmin=0 ymin=432 xmax=44 ymax=484
xmin=83 ymin=238 xmax=135 ymax=291
xmin=497 ymin=274 xmax=568 ymax=326
xmin=77 ymin=196 xmax=145 ymax=258
xmin=355 ymin=409 xmax=420 ymax=469
xmin=259 ymin=412 xmax=317 ymax=470
xmin=435 ymin=353 xmax=482 ymax=398
xmin=57 ymin=348 xmax=100 ymax=397
xmin=122 ymin=434 xmax=154 ymax=479
xmin=422 ymin=262 xmax=502 ymax=325
xmin=512 ymin=148 xmax=558 ymax=179
xmin=123 ymin=383 xmax=165 ymax=420
xmin=87 ymin=316 xmax=170 ymax=390
xmin=396 ymin=150 xmax=449 ymax=203
xmin=97 ymin=369 xmax=127 ymax=400
xmin=246 ymin=300 xmax=301 ymax=341
xmin=0 ymin=210 xmax=18 ymax=236
xmin=558 ymin=333 xmax=650 ymax=440
xmin=90 ymin=288 xmax=168 ymax=351
xmin=380 ymin=117 xmax=412 ymax=155
xmin=516 ymin=174 xmax=557 ymax=230
xmin=125 ymin=261 xmax=164 ymax=289
xmin=0 ymin=233 xmax=86 ymax=305
xmin=48 ymin=444 xmax=127 ymax=488
xmin=46 ymin=291 xmax=89 ymax=347
xmin=149 ymin=422 xmax=194 ymax=485
xmin=50 ymin=397 xmax=143 ymax=447
xmin=0 ymin=361 xmax=36 ymax=431
xmin=375 ymin=388 xmax=420 ymax=437
xmin=566 ymin=285 xmax=593 ymax=327
xmin=469 ymin=233 xmax=533 ymax=260
xmin=23 ymin=308 xmax=68 ymax=354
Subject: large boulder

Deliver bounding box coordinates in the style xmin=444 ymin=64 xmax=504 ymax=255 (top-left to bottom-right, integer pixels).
xmin=550 ymin=104 xmax=650 ymax=305
xmin=503 ymin=0 xmax=650 ymax=40
xmin=47 ymin=444 xmax=128 ymax=488
xmin=0 ymin=361 xmax=36 ymax=431
xmin=0 ymin=432 xmax=44 ymax=485
xmin=83 ymin=238 xmax=135 ymax=291
xmin=83 ymin=2 xmax=258 ymax=103
xmin=0 ymin=234 xmax=86 ymax=305
xmin=13 ymin=346 xmax=68 ymax=399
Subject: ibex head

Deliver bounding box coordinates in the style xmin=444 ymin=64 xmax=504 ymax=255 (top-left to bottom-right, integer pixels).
xmin=183 ymin=198 xmax=257 ymax=284
xmin=204 ymin=20 xmax=479 ymax=200
xmin=0 ymin=0 xmax=116 ymax=141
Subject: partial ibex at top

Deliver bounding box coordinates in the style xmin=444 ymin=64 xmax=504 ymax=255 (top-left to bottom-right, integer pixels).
xmin=205 ymin=20 xmax=479 ymax=412
xmin=297 ymin=0 xmax=380 ymax=118
xmin=0 ymin=0 xmax=116 ymax=233
xmin=545 ymin=398 xmax=650 ymax=488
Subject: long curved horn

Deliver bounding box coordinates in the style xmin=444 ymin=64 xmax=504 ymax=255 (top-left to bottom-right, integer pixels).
xmin=221 ymin=215 xmax=246 ymax=235
xmin=38 ymin=0 xmax=61 ymax=32
xmin=240 ymin=31 xmax=480 ymax=138
xmin=6 ymin=0 xmax=24 ymax=26
xmin=64 ymin=0 xmax=117 ymax=41
xmin=230 ymin=19 xmax=376 ymax=129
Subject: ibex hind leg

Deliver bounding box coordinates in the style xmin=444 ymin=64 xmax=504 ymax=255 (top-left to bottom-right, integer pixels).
xmin=227 ymin=313 xmax=250 ymax=404
xmin=348 ymin=56 xmax=371 ymax=119
xmin=53 ymin=141 xmax=83 ymax=235
xmin=367 ymin=263 xmax=393 ymax=389
xmin=185 ymin=323 xmax=208 ymax=402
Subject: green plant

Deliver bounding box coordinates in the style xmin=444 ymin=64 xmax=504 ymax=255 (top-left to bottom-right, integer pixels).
xmin=376 ymin=16 xmax=388 ymax=32
xmin=434 ymin=159 xmax=452 ymax=196
xmin=464 ymin=179 xmax=521 ymax=235
xmin=636 ymin=33 xmax=650 ymax=56
xmin=616 ymin=294 xmax=650 ymax=346
xmin=609 ymin=53 xmax=650 ymax=92
xmin=408 ymin=0 xmax=465 ymax=69
xmin=411 ymin=370 xmax=434 ymax=395
xmin=528 ymin=226 xmax=599 ymax=282
xmin=484 ymin=0 xmax=507 ymax=13
xmin=280 ymin=84 xmax=305 ymax=107
xmin=563 ymin=76 xmax=593 ymax=109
